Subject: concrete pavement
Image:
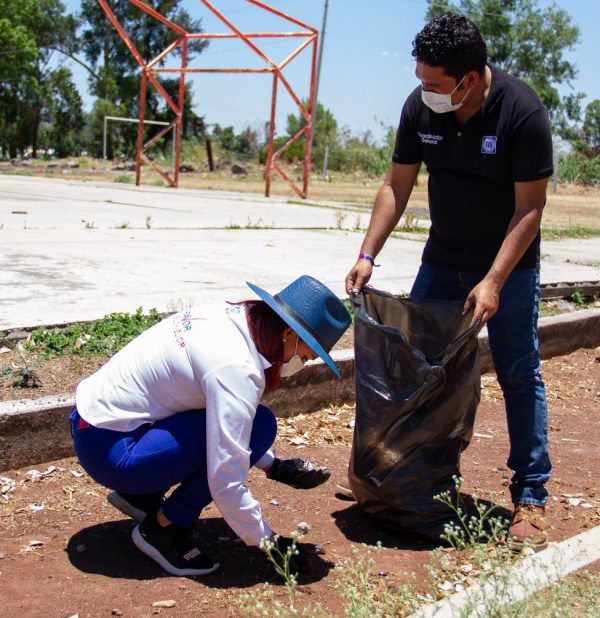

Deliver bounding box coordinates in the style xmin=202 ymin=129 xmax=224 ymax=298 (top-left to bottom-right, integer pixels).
xmin=1 ymin=175 xmax=599 ymax=330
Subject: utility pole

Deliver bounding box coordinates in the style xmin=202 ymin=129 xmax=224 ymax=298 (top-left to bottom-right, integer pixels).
xmin=312 ymin=0 xmax=330 ymax=175
xmin=314 ymin=0 xmax=329 ymax=113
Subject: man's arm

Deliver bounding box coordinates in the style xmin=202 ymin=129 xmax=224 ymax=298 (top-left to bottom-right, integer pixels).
xmin=463 ymin=177 xmax=549 ymax=326
xmin=345 ymin=162 xmax=421 ymax=294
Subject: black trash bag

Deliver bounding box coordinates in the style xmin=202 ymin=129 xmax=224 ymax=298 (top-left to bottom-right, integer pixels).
xmin=348 ymin=287 xmax=481 ymax=540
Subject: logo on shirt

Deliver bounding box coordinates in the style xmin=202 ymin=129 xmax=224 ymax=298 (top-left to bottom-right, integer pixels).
xmin=481 ymin=135 xmax=497 ymax=154
xmin=418 ymin=132 xmax=443 ymax=145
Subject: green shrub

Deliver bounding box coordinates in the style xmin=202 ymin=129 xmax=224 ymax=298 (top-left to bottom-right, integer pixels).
xmin=113 ymin=173 xmax=133 ymax=184
xmin=26 ymin=308 xmax=162 ymax=358
xmin=558 ymin=153 xmax=600 ymax=186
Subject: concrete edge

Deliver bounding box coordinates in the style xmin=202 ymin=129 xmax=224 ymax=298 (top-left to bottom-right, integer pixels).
xmin=1 ymin=309 xmax=598 ymax=472
xmin=409 ymin=524 xmax=600 ymax=618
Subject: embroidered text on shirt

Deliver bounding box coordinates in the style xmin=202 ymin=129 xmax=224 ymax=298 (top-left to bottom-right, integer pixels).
xmin=418 ymin=132 xmax=444 ymax=145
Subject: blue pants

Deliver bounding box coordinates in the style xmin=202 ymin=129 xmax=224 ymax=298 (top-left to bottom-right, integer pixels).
xmin=410 ymin=264 xmax=551 ymax=506
xmin=70 ymin=405 xmax=277 ymax=527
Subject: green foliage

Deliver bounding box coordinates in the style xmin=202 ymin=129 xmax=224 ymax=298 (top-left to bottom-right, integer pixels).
xmin=570 ymin=100 xmax=600 ymax=159
xmin=80 ymin=0 xmax=206 ymax=106
xmin=0 ymin=0 xmax=82 ymax=158
xmin=425 ymin=0 xmax=581 ymax=139
xmin=113 ymin=174 xmax=133 ymax=184
xmin=212 ymin=124 xmax=259 ymax=158
xmin=570 ymin=288 xmax=586 ymax=307
xmin=557 ymin=153 xmax=600 ymax=187
xmin=25 ymin=308 xmax=162 ymax=358
xmin=435 ymin=476 xmax=509 ymax=550
xmin=541 ymin=226 xmax=600 ymax=240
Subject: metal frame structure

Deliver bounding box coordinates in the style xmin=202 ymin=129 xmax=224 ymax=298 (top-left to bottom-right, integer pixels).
xmin=97 ymin=0 xmax=318 ymax=197
xmin=102 ymin=116 xmax=175 ymax=172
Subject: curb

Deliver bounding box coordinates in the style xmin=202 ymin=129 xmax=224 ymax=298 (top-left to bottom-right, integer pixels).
xmin=1 ymin=309 xmax=598 ymax=473
xmin=410 ymin=524 xmax=600 ymax=618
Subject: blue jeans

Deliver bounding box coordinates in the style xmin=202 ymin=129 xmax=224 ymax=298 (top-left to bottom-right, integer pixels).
xmin=71 ymin=405 xmax=277 ymax=527
xmin=410 ymin=264 xmax=551 ymax=506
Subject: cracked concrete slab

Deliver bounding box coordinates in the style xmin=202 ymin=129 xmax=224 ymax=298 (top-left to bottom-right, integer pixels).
xmin=1 ymin=175 xmax=599 ymax=330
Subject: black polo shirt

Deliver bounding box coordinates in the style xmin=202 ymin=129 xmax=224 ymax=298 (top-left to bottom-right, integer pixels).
xmin=392 ymin=65 xmax=553 ymax=271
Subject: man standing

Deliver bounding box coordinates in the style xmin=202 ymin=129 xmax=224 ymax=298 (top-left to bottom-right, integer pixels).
xmin=345 ymin=13 xmax=552 ymax=551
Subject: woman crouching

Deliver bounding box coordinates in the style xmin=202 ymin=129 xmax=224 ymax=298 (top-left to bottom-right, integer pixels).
xmin=71 ymin=275 xmax=351 ymax=577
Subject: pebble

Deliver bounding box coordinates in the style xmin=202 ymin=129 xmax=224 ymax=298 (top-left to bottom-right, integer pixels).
xmin=152 ymin=600 xmax=176 ymax=608
xmin=269 ymin=499 xmax=279 ymax=506
xmin=297 ymin=521 xmax=311 ymax=534
xmin=111 ymin=610 xmax=123 ymax=616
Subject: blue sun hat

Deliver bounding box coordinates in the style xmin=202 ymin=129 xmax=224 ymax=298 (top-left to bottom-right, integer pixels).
xmin=246 ymin=275 xmax=352 ymax=378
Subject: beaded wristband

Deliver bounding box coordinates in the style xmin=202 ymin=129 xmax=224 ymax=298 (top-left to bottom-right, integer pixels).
xmin=358 ymin=253 xmax=380 ymax=267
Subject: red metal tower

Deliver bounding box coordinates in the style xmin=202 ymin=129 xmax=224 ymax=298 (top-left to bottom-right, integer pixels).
xmin=97 ymin=0 xmax=318 ymax=197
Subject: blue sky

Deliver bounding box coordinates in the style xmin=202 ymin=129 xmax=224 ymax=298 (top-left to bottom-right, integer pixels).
xmin=62 ymin=0 xmax=600 ymax=141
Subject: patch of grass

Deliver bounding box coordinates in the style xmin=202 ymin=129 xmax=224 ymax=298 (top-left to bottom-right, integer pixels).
xmin=113 ymin=173 xmax=133 ymax=184
xmin=226 ymin=217 xmax=272 ymax=229
xmin=541 ymin=226 xmax=600 ymax=240
xmin=336 ymin=545 xmax=419 ymax=617
xmin=24 ymin=308 xmax=162 ymax=358
xmin=506 ymin=569 xmax=600 ymax=617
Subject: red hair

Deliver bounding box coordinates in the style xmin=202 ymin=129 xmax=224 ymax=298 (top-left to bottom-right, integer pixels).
xmin=231 ymin=300 xmax=286 ymax=391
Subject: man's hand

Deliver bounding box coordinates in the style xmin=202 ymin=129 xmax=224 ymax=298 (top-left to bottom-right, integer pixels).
xmin=267 ymin=458 xmax=331 ymax=489
xmin=462 ymin=277 xmax=501 ymax=327
xmin=345 ymin=260 xmax=373 ymax=294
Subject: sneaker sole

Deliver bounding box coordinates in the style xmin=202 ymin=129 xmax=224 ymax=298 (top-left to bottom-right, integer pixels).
xmin=107 ymin=491 xmax=147 ymax=522
xmin=132 ymin=524 xmax=220 ymax=576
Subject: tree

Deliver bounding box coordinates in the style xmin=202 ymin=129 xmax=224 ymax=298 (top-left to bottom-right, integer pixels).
xmin=581 ymin=100 xmax=600 ymax=158
xmin=424 ymin=0 xmax=582 ymax=137
xmin=80 ymin=1 xmax=207 ymax=114
xmin=285 ymin=101 xmax=338 ymax=166
xmin=0 ymin=0 xmax=83 ymax=158
xmin=39 ymin=68 xmax=85 ymax=158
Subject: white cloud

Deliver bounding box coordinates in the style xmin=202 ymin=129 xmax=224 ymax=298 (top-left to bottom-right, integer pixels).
xmin=381 ymin=50 xmax=400 ymax=57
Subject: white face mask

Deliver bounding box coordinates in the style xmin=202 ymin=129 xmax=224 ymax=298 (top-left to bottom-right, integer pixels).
xmin=280 ymin=335 xmax=305 ymax=378
xmin=421 ymin=75 xmax=470 ymax=113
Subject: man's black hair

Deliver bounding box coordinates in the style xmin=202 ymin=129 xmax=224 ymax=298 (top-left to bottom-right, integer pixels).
xmin=412 ymin=13 xmax=487 ymax=80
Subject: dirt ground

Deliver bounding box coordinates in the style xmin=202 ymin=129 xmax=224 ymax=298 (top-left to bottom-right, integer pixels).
xmin=0 ymin=347 xmax=598 ymax=617
xmin=2 ymin=158 xmax=599 ymax=229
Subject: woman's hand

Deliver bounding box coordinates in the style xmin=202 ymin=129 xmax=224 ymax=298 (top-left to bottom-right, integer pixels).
xmin=267 ymin=457 xmax=331 ymax=489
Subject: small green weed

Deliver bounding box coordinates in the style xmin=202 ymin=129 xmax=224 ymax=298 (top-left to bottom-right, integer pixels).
xmin=239 ymin=536 xmax=329 ymax=617
xmin=114 ymin=221 xmax=130 ymax=229
xmin=114 ymin=173 xmax=133 ymax=184
xmin=394 ymin=213 xmax=429 ymax=234
xmin=334 ymin=210 xmax=347 ymax=230
xmin=25 ymin=308 xmax=162 ymax=358
xmin=570 ymin=288 xmax=587 ymax=307
xmin=336 ymin=545 xmax=419 ymax=617
xmin=5 ymin=346 xmax=42 ymax=388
